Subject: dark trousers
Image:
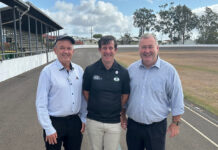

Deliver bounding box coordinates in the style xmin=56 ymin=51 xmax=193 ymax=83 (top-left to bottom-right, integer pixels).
xmin=126 ymin=118 xmax=167 ymax=150
xmin=43 ymin=115 xmax=82 ymax=150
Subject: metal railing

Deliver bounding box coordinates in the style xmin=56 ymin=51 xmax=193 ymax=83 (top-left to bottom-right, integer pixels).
xmin=0 ymin=49 xmax=53 ymax=61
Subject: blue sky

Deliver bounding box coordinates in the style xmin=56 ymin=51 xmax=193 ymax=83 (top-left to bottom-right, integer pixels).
xmin=1 ymin=0 xmax=218 ymax=39
xmin=28 ymin=0 xmax=218 ymax=15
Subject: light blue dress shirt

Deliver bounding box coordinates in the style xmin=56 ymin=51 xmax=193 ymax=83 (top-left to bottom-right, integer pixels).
xmin=126 ymin=57 xmax=184 ymax=125
xmin=36 ymin=59 xmax=87 ymax=136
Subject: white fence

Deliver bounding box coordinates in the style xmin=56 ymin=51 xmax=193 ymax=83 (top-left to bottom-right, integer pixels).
xmin=0 ymin=44 xmax=217 ymax=83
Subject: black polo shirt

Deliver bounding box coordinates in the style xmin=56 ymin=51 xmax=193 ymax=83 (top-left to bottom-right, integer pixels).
xmin=83 ymin=59 xmax=130 ymax=123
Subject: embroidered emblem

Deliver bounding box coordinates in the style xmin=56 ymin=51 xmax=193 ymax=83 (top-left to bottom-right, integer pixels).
xmin=114 ymin=77 xmax=120 ymax=82
xmin=93 ymin=75 xmax=102 ymax=80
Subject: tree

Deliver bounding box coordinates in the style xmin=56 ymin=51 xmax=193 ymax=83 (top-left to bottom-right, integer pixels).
xmin=157 ymin=4 xmax=197 ymax=44
xmin=133 ymin=8 xmax=156 ymax=37
xmin=196 ymin=7 xmax=218 ymax=44
xmin=156 ymin=3 xmax=176 ymax=43
xmin=173 ymin=5 xmax=198 ymax=44
xmin=93 ymin=34 xmax=102 ymax=39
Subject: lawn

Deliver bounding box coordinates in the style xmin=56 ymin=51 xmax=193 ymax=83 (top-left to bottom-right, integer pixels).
xmin=115 ymin=49 xmax=218 ymax=116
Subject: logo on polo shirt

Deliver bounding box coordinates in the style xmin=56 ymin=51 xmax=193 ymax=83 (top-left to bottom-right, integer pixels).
xmin=114 ymin=77 xmax=120 ymax=82
xmin=93 ymin=75 xmax=102 ymax=80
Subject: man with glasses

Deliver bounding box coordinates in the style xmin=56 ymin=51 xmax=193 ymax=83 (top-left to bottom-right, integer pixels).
xmin=121 ymin=33 xmax=184 ymax=150
xmin=36 ymin=35 xmax=87 ymax=150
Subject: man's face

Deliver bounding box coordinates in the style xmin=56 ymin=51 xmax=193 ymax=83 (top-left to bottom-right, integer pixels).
xmin=54 ymin=40 xmax=74 ymax=66
xmin=99 ymin=40 xmax=117 ymax=64
xmin=139 ymin=37 xmax=159 ymax=68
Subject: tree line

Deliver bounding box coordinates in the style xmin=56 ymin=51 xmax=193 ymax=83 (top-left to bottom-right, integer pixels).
xmin=133 ymin=3 xmax=218 ymax=44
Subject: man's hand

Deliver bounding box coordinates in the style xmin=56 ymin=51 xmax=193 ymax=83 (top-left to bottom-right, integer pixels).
xmin=81 ymin=123 xmax=85 ymax=133
xmin=46 ymin=132 xmax=58 ymax=145
xmin=167 ymin=123 xmax=180 ymax=137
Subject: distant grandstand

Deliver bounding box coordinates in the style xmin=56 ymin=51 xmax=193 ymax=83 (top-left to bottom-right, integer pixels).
xmin=0 ymin=0 xmax=63 ymax=60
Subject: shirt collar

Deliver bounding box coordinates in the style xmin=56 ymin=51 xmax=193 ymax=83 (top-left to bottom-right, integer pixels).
xmin=98 ymin=59 xmax=119 ymax=70
xmin=56 ymin=59 xmax=74 ymax=71
xmin=139 ymin=56 xmax=161 ymax=69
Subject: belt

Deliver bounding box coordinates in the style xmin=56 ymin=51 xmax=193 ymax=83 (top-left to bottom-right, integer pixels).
xmin=50 ymin=114 xmax=78 ymax=120
xmin=128 ymin=118 xmax=166 ymax=126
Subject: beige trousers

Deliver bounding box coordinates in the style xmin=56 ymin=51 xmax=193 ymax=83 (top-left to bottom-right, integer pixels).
xmin=86 ymin=118 xmax=122 ymax=150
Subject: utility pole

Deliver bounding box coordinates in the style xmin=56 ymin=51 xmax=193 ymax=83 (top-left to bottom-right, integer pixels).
xmin=91 ymin=26 xmax=92 ymax=44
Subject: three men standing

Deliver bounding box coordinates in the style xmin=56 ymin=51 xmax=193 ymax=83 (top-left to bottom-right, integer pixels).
xmin=36 ymin=33 xmax=184 ymax=150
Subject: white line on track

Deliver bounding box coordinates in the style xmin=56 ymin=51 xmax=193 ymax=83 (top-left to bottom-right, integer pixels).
xmin=185 ymin=105 xmax=218 ymax=127
xmin=181 ymin=118 xmax=218 ymax=148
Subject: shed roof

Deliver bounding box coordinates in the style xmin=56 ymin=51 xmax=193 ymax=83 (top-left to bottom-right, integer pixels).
xmin=0 ymin=0 xmax=63 ymax=33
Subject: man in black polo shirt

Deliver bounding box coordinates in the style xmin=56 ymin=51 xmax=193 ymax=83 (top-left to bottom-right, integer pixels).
xmin=82 ymin=35 xmax=130 ymax=150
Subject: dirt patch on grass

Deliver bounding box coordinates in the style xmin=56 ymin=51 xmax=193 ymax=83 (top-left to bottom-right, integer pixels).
xmin=116 ymin=50 xmax=218 ymax=115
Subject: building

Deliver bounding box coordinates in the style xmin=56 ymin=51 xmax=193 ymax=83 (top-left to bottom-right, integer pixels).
xmin=0 ymin=0 xmax=63 ymax=60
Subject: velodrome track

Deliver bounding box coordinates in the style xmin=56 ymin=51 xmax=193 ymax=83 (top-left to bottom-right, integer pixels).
xmin=0 ymin=47 xmax=217 ymax=150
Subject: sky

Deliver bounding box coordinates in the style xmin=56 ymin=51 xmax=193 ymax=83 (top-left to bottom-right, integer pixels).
xmin=0 ymin=0 xmax=218 ymax=39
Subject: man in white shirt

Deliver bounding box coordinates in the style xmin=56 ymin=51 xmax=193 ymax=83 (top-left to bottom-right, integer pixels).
xmin=36 ymin=35 xmax=87 ymax=150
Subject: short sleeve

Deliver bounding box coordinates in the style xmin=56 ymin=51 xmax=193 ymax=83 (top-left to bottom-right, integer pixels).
xmin=82 ymin=67 xmax=92 ymax=91
xmin=122 ymin=70 xmax=130 ymax=94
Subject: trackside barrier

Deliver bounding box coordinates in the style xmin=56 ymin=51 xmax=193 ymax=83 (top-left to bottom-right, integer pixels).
xmin=0 ymin=45 xmax=218 ymax=83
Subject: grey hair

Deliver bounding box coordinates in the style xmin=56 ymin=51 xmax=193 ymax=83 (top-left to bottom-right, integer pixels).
xmin=139 ymin=33 xmax=158 ymax=45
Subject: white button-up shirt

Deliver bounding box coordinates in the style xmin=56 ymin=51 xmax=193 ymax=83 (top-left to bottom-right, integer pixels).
xmin=126 ymin=57 xmax=184 ymax=124
xmin=36 ymin=59 xmax=87 ymax=135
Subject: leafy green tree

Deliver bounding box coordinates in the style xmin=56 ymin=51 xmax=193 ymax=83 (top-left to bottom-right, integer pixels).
xmin=173 ymin=5 xmax=198 ymax=44
xmin=157 ymin=4 xmax=197 ymax=44
xmin=156 ymin=3 xmax=176 ymax=43
xmin=196 ymin=7 xmax=218 ymax=44
xmin=93 ymin=34 xmax=102 ymax=39
xmin=133 ymin=8 xmax=156 ymax=37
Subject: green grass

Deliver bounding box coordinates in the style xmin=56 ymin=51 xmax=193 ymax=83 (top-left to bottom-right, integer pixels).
xmin=174 ymin=64 xmax=218 ymax=74
xmin=184 ymin=91 xmax=218 ymax=116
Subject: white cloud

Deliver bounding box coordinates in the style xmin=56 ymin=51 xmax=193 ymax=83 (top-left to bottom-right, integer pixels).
xmin=41 ymin=0 xmax=133 ymax=38
xmin=192 ymin=4 xmax=218 ymax=16
xmin=54 ymin=0 xmax=74 ymax=12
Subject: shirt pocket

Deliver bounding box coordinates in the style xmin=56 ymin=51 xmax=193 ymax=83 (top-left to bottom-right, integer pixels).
xmin=150 ymin=79 xmax=165 ymax=97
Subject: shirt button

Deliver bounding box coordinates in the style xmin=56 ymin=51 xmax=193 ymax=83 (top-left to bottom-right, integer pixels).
xmin=70 ymin=83 xmax=72 ymax=85
xmin=72 ymin=93 xmax=73 ymax=95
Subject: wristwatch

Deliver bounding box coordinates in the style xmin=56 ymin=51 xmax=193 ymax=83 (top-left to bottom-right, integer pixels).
xmin=172 ymin=121 xmax=180 ymax=126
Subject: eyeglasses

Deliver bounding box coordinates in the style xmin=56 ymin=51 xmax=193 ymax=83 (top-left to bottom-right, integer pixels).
xmin=141 ymin=45 xmax=154 ymax=50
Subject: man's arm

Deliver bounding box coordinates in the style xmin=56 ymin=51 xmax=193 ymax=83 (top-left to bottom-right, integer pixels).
xmin=167 ymin=68 xmax=184 ymax=137
xmin=121 ymin=94 xmax=129 ymax=108
xmin=120 ymin=70 xmax=130 ymax=130
xmin=79 ymin=94 xmax=87 ymax=133
xmin=83 ymin=90 xmax=89 ymax=101
xmin=82 ymin=66 xmax=91 ymax=102
xmin=120 ymin=94 xmax=129 ymax=130
xmin=120 ymin=94 xmax=129 ymax=117
xmin=35 ymin=70 xmax=57 ymax=143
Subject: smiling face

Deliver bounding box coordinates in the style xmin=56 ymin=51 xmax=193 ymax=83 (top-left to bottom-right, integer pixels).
xmin=139 ymin=36 xmax=159 ymax=68
xmin=99 ymin=40 xmax=117 ymax=65
xmin=54 ymin=40 xmax=74 ymax=68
